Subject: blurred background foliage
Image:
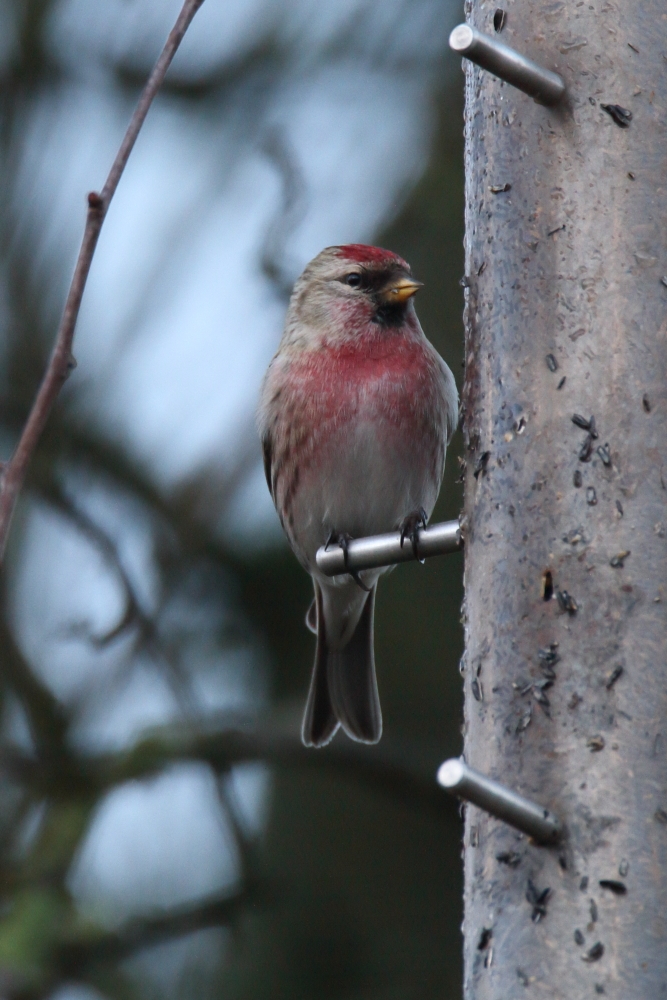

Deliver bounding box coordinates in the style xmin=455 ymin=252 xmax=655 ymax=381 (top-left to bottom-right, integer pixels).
xmin=0 ymin=1 xmax=466 ymax=998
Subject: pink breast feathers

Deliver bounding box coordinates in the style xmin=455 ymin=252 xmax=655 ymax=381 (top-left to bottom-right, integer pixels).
xmin=273 ymin=334 xmax=443 ymax=536
xmin=290 ymin=334 xmax=440 ymax=435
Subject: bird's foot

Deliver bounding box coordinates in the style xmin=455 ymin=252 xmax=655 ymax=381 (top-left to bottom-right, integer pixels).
xmin=324 ymin=530 xmax=372 ymax=592
xmin=399 ymin=507 xmax=428 ymax=562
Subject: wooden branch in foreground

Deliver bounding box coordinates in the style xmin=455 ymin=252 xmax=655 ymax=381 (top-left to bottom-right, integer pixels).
xmin=0 ymin=0 xmax=207 ymax=560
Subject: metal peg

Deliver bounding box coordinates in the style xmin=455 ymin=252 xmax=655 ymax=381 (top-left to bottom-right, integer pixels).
xmin=315 ymin=519 xmax=462 ymax=577
xmin=437 ymin=757 xmax=562 ymax=844
xmin=449 ymin=23 xmax=565 ymax=106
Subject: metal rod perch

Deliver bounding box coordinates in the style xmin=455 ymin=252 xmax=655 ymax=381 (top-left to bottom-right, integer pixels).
xmin=449 ymin=24 xmax=565 ymax=106
xmin=437 ymin=758 xmax=562 ymax=844
xmin=315 ymin=519 xmax=462 ymax=577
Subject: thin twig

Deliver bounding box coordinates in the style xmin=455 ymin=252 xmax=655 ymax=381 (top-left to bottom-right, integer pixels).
xmin=0 ymin=0 xmax=207 ymax=560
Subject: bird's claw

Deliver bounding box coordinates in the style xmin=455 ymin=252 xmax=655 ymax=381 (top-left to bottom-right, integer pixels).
xmin=399 ymin=507 xmax=428 ymax=562
xmin=324 ymin=530 xmax=371 ymax=592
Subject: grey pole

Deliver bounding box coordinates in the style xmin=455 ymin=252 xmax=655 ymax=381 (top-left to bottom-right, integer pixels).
xmin=460 ymin=2 xmax=667 ymax=996
xmin=437 ymin=758 xmax=562 ymax=845
xmin=315 ymin=520 xmax=461 ymax=576
xmin=449 ymin=24 xmax=565 ymax=106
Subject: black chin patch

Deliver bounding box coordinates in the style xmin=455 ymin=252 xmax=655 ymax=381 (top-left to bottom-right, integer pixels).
xmin=371 ymin=301 xmax=408 ymax=327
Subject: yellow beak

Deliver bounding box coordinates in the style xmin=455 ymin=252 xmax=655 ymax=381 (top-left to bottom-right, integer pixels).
xmin=382 ymin=278 xmax=423 ymax=303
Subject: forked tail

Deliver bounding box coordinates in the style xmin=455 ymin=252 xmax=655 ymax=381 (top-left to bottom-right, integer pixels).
xmin=302 ymin=581 xmax=382 ymax=748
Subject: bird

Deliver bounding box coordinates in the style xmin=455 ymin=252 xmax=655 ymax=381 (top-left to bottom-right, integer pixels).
xmin=257 ymin=244 xmax=458 ymax=748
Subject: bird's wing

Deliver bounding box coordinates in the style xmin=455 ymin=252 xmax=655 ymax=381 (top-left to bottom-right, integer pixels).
xmin=261 ymin=429 xmax=292 ymax=545
xmin=261 ymin=432 xmax=274 ymax=499
xmin=437 ymin=353 xmax=460 ymax=444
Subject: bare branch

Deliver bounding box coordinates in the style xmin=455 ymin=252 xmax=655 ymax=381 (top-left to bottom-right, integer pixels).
xmin=0 ymin=0 xmax=207 ymax=559
xmin=0 ymin=888 xmax=250 ymax=1000
xmin=0 ymin=614 xmax=69 ymax=764
xmin=35 ymin=479 xmax=150 ymax=647
xmin=102 ymin=717 xmax=456 ymax=819
xmin=215 ymin=773 xmax=261 ymax=881
xmin=1 ymin=714 xmax=457 ymax=821
xmin=260 ymin=127 xmax=308 ymax=300
xmin=29 ymin=476 xmax=200 ymax=717
xmin=59 ymin=886 xmax=251 ymax=969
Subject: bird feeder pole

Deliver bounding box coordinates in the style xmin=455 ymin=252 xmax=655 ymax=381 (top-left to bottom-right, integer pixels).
xmin=458 ymin=1 xmax=667 ymax=995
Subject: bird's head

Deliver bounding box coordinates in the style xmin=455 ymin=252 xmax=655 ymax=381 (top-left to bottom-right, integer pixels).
xmin=284 ymin=244 xmax=423 ymax=347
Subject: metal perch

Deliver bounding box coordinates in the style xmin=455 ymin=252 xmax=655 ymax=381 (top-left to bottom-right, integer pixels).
xmin=315 ymin=519 xmax=462 ymax=577
xmin=437 ymin=757 xmax=563 ymax=844
xmin=449 ymin=23 xmax=566 ymax=106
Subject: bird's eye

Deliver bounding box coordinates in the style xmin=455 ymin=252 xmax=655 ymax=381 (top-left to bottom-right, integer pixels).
xmin=344 ymin=273 xmax=362 ymax=288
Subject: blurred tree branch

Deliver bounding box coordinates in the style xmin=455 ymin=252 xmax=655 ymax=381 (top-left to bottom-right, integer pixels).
xmin=0 ymin=884 xmax=252 ymax=1000
xmin=31 ymin=475 xmax=199 ymax=714
xmin=105 ymin=719 xmax=455 ymax=817
xmin=0 ymin=0 xmax=208 ymax=560
xmin=0 ymin=617 xmax=69 ymax=766
xmin=1 ymin=714 xmax=456 ymax=821
xmin=260 ymin=127 xmax=308 ymax=300
xmin=0 ymin=703 xmax=456 ymax=999
xmin=26 ymin=418 xmax=309 ymax=681
xmin=60 ymin=885 xmax=252 ymax=969
xmin=35 ymin=479 xmax=155 ymax=649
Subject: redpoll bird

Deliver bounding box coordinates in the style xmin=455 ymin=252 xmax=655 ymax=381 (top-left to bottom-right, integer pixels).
xmin=258 ymin=245 xmax=458 ymax=747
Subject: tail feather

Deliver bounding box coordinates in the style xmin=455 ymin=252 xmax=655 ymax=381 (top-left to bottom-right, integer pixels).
xmin=327 ymin=585 xmax=381 ymax=743
xmin=302 ymin=583 xmax=339 ymax=747
xmin=301 ymin=581 xmax=382 ymax=748
xmin=305 ymin=597 xmax=318 ymax=634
